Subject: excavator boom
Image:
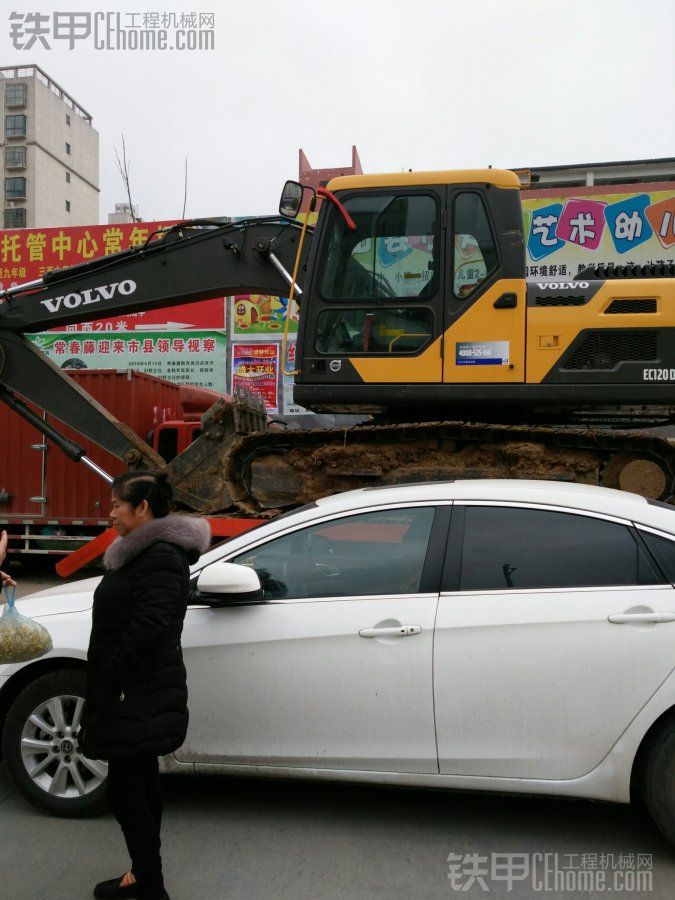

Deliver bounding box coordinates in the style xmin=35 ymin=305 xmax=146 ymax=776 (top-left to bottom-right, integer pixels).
xmin=0 ymin=218 xmax=310 ymax=497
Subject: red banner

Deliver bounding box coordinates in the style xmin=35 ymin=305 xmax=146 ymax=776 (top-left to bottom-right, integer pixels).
xmin=0 ymin=220 xmax=226 ymax=330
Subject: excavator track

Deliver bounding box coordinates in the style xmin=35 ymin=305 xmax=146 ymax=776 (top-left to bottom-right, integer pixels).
xmin=220 ymin=421 xmax=675 ymax=515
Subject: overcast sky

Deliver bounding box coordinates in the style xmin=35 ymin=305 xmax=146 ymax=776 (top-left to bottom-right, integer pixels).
xmin=2 ymin=0 xmax=673 ymax=222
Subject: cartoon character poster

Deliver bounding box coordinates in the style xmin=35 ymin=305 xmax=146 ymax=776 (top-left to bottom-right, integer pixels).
xmin=231 ymin=295 xmax=298 ymax=336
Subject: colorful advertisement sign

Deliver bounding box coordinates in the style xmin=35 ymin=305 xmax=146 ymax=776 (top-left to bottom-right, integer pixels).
xmin=231 ymin=294 xmax=297 ymax=337
xmin=28 ymin=330 xmax=228 ymax=392
xmin=522 ymin=189 xmax=675 ymax=280
xmin=230 ymin=342 xmax=279 ymax=413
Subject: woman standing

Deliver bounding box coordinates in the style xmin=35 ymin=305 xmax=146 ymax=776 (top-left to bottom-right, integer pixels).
xmin=81 ymin=471 xmax=210 ymax=900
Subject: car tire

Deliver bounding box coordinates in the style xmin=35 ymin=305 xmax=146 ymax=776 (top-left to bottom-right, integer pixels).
xmin=642 ymin=720 xmax=675 ymax=847
xmin=2 ymin=668 xmax=108 ymax=817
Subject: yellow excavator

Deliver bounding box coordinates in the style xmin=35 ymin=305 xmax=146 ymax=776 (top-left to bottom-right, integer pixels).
xmin=0 ymin=168 xmax=673 ymax=515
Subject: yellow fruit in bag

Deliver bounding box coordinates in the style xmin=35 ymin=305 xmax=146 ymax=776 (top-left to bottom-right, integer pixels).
xmin=0 ymin=587 xmax=53 ymax=664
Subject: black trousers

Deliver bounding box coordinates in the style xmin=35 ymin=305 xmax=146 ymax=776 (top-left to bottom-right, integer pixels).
xmin=106 ymin=756 xmax=165 ymax=900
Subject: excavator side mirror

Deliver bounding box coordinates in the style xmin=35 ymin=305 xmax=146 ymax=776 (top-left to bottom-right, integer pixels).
xmin=279 ymin=180 xmax=311 ymax=219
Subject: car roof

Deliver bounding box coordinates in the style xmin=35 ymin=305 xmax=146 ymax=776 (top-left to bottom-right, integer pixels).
xmin=198 ymin=479 xmax=674 ymax=569
xmin=313 ymin=479 xmax=674 ymax=532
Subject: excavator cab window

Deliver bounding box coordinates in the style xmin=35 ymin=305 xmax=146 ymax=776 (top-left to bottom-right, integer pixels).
xmin=316 ymin=307 xmax=433 ymax=354
xmin=452 ymin=192 xmax=499 ymax=298
xmin=315 ymin=191 xmax=437 ymax=355
xmin=319 ymin=193 xmax=438 ymax=301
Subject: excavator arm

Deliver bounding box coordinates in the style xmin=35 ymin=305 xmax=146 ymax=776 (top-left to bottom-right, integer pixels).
xmin=0 ymin=218 xmax=312 ymax=509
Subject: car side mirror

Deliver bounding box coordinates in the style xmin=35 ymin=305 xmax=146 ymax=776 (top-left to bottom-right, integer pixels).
xmin=195 ymin=562 xmax=265 ymax=606
xmin=279 ymin=180 xmax=309 ymax=219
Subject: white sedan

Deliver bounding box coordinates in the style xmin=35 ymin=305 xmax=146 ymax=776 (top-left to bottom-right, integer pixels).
xmin=2 ymin=479 xmax=675 ymax=846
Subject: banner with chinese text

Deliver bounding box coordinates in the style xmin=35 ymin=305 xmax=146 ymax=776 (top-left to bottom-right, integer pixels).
xmin=0 ymin=221 xmax=227 ymax=331
xmin=27 ymin=330 xmax=228 ymax=392
xmin=522 ymin=189 xmax=675 ymax=280
xmin=230 ymin=342 xmax=279 ymax=413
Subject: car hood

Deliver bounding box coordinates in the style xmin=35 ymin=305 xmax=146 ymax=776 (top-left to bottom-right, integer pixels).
xmin=7 ymin=575 xmax=101 ymax=619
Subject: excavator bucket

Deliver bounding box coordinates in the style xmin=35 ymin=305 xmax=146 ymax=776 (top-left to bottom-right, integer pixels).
xmin=166 ymin=388 xmax=268 ymax=514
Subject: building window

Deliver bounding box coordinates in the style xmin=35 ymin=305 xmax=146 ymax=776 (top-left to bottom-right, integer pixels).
xmin=4 ymin=207 xmax=26 ymax=228
xmin=5 ymin=83 xmax=27 ymax=108
xmin=5 ymin=114 xmax=27 ymax=138
xmin=65 ymin=142 xmax=71 ymax=155
xmin=65 ymin=171 xmax=71 ymax=183
xmin=66 ymin=113 xmax=71 ymax=126
xmin=4 ymin=177 xmax=26 ymax=200
xmin=5 ymin=146 xmax=26 ymax=168
xmin=65 ymin=200 xmax=71 ymax=212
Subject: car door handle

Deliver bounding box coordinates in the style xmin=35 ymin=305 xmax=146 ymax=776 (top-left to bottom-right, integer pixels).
xmin=608 ymin=612 xmax=675 ymax=624
xmin=359 ymin=625 xmax=422 ymax=638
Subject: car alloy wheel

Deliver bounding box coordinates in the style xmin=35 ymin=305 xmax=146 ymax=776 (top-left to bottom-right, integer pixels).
xmin=20 ymin=693 xmax=107 ymax=800
xmin=2 ymin=669 xmax=108 ymax=816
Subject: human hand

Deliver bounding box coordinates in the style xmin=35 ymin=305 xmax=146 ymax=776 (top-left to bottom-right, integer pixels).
xmin=1 ymin=570 xmax=16 ymax=590
xmin=0 ymin=530 xmax=7 ymax=567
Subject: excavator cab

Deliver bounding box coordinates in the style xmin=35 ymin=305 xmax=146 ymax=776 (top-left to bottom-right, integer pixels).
xmin=293 ymin=170 xmax=527 ymax=416
xmin=293 ymin=170 xmax=674 ymax=428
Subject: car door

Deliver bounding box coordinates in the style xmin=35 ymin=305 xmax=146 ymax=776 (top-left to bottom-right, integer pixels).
xmin=433 ymin=502 xmax=675 ymax=780
xmin=177 ymin=503 xmax=448 ymax=773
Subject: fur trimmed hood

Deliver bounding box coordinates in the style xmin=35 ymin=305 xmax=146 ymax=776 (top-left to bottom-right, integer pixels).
xmin=103 ymin=514 xmax=211 ymax=571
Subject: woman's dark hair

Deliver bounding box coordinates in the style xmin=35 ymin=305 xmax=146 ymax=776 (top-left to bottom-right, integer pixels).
xmin=111 ymin=470 xmax=173 ymax=518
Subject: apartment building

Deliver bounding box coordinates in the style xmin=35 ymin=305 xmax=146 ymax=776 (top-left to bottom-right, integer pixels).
xmin=1 ymin=64 xmax=99 ymax=228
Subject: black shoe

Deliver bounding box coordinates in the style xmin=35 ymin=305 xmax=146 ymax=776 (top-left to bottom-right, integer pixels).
xmin=93 ymin=875 xmax=140 ymax=899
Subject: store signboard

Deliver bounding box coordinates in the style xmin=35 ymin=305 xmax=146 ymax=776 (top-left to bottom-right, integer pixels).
xmin=522 ymin=189 xmax=675 ymax=280
xmin=0 ymin=221 xmax=176 ymax=288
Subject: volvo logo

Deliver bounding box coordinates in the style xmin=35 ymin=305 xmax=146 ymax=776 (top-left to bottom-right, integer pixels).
xmin=536 ymin=281 xmax=589 ymax=290
xmin=329 ymin=359 xmax=342 ymax=373
xmin=40 ymin=280 xmax=137 ymax=314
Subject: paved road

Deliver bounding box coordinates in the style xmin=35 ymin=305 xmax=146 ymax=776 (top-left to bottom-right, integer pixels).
xmin=3 ymin=564 xmax=675 ymax=898
xmin=1 ymin=760 xmax=675 ymax=900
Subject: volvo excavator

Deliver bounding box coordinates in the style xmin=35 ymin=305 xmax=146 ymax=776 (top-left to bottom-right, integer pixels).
xmin=0 ymin=168 xmax=674 ymax=519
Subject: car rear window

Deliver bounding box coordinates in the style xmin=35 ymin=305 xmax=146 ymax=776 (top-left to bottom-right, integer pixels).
xmin=639 ymin=530 xmax=675 ymax=582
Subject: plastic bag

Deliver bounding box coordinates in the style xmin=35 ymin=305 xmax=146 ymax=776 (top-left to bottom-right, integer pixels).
xmin=0 ymin=585 xmax=53 ymax=664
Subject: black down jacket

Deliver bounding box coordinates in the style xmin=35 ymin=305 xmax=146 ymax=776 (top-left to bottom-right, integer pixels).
xmin=80 ymin=515 xmax=211 ymax=761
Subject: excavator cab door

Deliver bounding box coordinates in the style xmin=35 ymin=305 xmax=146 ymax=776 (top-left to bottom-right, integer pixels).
xmin=442 ymin=186 xmax=526 ymax=384
xmin=299 ymin=186 xmax=445 ymax=390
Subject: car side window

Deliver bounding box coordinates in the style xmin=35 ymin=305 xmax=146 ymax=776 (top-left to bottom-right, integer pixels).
xmin=232 ymin=507 xmax=435 ymax=600
xmin=459 ymin=506 xmax=663 ymax=591
xmin=639 ymin=530 xmax=675 ymax=582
